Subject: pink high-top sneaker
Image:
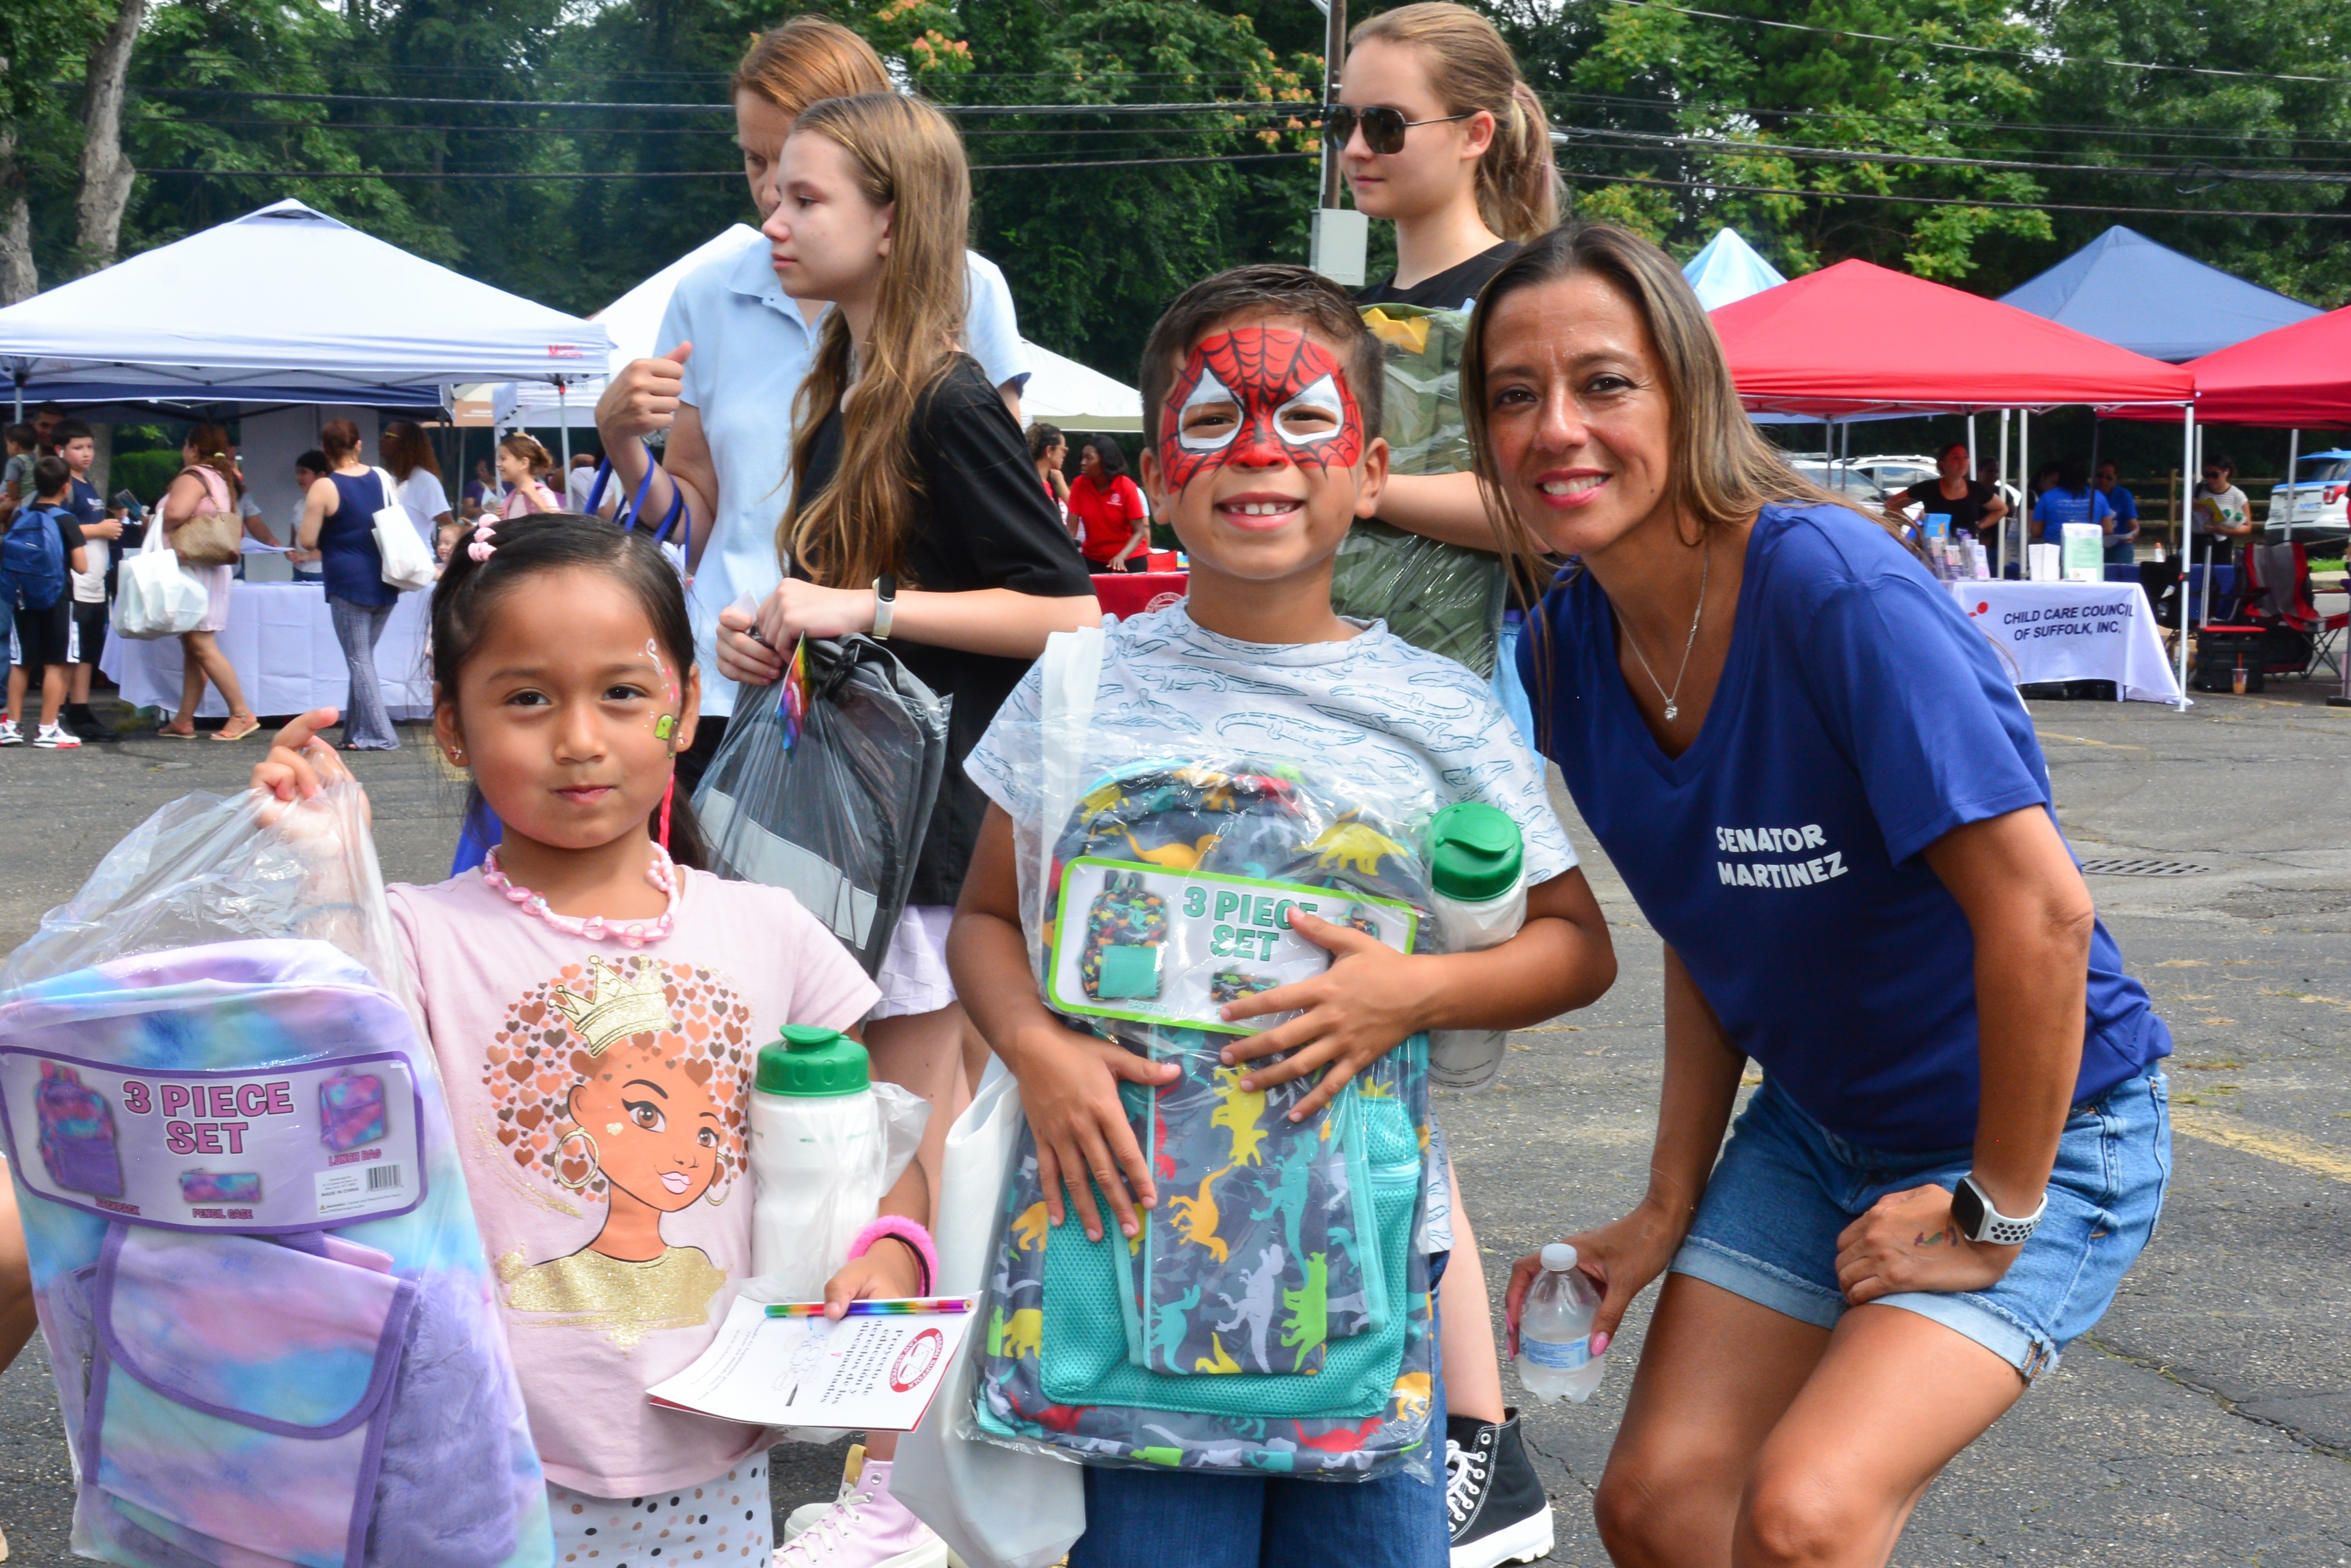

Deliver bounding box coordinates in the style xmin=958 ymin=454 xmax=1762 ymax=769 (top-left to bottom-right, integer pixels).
xmin=774 ymin=1458 xmax=946 ymax=1568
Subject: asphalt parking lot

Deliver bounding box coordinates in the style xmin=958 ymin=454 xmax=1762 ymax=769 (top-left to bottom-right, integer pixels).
xmin=1 ymin=678 xmax=2347 ymax=1564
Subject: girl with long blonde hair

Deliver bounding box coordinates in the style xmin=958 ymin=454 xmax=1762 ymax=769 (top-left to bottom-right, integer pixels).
xmin=1323 ymin=13 xmax=1566 ymax=1555
xmin=713 ymin=90 xmax=1096 ymax=1568
xmin=592 ymin=17 xmax=1033 ymax=788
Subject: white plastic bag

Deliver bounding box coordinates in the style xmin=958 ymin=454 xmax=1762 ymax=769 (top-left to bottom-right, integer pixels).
xmin=371 ymin=467 xmax=437 ymax=591
xmin=892 ymin=1061 xmax=1085 ymax=1568
xmin=112 ymin=520 xmax=208 ymax=640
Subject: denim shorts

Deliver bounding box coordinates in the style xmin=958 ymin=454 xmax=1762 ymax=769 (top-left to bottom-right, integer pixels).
xmin=1066 ymin=1255 xmax=1451 ymax=1568
xmin=1671 ymin=1071 xmax=2171 ymax=1380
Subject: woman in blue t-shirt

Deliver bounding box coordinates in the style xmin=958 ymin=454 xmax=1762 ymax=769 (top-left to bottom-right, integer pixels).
xmin=1467 ymin=224 xmax=2173 ymax=1566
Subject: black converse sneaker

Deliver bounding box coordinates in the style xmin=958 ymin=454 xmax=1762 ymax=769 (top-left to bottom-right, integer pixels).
xmin=1447 ymin=1410 xmax=1555 ymax=1568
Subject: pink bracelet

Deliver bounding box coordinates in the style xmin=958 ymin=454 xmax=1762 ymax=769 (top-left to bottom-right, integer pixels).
xmin=848 ymin=1217 xmax=938 ymax=1296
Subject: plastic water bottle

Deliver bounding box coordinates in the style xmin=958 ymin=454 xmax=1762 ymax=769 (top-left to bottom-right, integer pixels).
xmin=749 ymin=1025 xmax=884 ymax=1296
xmin=1515 ymin=1243 xmax=1604 ymax=1404
xmin=1425 ymin=802 xmax=1526 ymax=1092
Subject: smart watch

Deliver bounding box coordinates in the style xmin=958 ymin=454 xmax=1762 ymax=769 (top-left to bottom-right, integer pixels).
xmin=872 ymin=574 xmax=897 ymax=641
xmin=1949 ymin=1174 xmax=2046 ymax=1246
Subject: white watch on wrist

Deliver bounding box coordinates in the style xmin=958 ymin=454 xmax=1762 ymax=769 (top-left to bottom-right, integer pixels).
xmin=1950 ymin=1173 xmax=2047 ymax=1246
xmin=871 ymin=574 xmax=897 ymax=641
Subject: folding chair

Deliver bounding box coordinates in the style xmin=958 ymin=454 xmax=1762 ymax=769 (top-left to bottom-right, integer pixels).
xmin=2243 ymin=543 xmax=2347 ymax=681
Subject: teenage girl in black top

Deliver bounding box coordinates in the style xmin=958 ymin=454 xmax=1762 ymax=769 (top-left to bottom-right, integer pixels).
xmin=710 ymin=85 xmax=1096 ymax=1267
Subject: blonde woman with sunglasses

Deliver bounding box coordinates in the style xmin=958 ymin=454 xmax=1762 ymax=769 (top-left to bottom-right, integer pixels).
xmin=1327 ymin=11 xmax=1564 ymax=1565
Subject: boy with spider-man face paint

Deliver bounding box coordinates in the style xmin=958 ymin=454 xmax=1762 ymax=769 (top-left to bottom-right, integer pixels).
xmin=949 ymin=265 xmax=1617 ymax=1566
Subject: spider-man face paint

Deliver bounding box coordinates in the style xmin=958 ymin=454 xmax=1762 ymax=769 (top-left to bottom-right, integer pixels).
xmin=1158 ymin=328 xmax=1366 ymax=492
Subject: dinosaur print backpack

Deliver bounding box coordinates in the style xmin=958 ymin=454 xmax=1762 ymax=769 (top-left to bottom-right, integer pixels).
xmin=973 ymin=758 xmax=1440 ymax=1479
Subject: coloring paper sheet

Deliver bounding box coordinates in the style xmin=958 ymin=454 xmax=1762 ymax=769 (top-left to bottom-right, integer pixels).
xmin=645 ymin=1298 xmax=971 ymax=1431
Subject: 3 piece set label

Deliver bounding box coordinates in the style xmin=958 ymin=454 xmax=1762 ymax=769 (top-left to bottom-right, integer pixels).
xmin=0 ymin=1048 xmax=424 ymax=1232
xmin=1047 ymin=858 xmax=1418 ymax=1035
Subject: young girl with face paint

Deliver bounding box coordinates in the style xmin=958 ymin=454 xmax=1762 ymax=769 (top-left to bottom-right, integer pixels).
xmin=251 ymin=512 xmax=930 ymax=1563
xmin=949 ymin=266 xmax=1616 ymax=1568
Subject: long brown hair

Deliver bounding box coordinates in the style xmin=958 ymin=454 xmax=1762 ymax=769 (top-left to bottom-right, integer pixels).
xmin=1461 ymin=221 xmax=1856 ymax=594
xmin=184 ymin=422 xmax=242 ymax=498
xmin=732 ymin=16 xmax=891 ymax=114
xmin=381 ymin=419 xmax=442 ymax=482
xmin=1461 ymin=223 xmax=1868 ymax=743
xmin=779 ymin=93 xmax=970 ymax=588
xmin=1349 ymin=3 xmax=1558 ymax=242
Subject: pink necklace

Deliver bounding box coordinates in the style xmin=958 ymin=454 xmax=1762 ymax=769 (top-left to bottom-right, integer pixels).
xmin=481 ymin=843 xmax=679 ymax=948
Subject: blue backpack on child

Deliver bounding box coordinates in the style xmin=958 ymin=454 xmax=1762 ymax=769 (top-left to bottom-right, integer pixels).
xmin=1 ymin=503 xmax=69 ymax=611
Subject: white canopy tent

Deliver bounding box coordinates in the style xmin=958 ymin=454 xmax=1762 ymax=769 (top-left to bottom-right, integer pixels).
xmin=492 ymin=225 xmax=1142 ymax=434
xmin=1682 ymin=227 xmax=1788 ymax=311
xmin=0 ymin=198 xmax=609 ymax=413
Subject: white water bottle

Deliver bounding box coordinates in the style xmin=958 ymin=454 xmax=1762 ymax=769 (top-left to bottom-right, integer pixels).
xmin=1425 ymin=802 xmax=1526 ymax=1091
xmin=1516 ymin=1243 xmax=1605 ymax=1404
xmin=749 ymin=1025 xmax=886 ymax=1297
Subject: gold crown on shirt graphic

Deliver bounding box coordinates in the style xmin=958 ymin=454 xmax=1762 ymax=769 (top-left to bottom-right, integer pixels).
xmin=549 ymin=956 xmax=671 ymax=1054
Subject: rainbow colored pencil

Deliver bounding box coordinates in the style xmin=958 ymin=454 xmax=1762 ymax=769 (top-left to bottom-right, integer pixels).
xmin=764 ymin=1297 xmax=971 ymax=1319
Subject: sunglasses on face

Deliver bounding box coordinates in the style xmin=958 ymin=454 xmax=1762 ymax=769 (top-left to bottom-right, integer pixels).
xmin=1322 ymin=105 xmax=1475 ymax=156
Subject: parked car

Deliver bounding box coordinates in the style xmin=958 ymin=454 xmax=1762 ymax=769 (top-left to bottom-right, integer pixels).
xmin=1844 ymin=454 xmax=1941 ymax=498
xmin=2266 ymin=450 xmax=2351 ymax=547
xmin=1786 ymin=459 xmax=1889 ymax=509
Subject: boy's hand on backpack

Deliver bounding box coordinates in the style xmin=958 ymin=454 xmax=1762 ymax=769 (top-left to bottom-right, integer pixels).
xmin=1009 ymin=1019 xmax=1178 ymax=1244
xmin=1217 ymin=911 xmax=1430 ymax=1122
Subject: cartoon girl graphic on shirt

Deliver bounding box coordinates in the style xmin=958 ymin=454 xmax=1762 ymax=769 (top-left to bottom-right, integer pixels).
xmin=485 ymin=954 xmax=755 ymax=1345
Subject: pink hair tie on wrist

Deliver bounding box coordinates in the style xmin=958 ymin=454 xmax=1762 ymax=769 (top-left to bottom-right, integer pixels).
xmin=847 ymin=1216 xmax=938 ymax=1296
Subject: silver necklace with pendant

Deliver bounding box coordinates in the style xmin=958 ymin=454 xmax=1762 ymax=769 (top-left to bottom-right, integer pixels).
xmin=1621 ymin=537 xmax=1710 ymax=723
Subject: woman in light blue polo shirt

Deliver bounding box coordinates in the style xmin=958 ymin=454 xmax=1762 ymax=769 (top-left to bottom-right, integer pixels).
xmin=594 ymin=16 xmax=1029 ymax=777
xmin=1472 ymin=224 xmax=2173 ymax=1567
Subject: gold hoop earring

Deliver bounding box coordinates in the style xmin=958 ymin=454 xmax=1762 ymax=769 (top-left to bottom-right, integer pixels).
xmin=554 ymin=1127 xmax=601 ymax=1189
xmin=703 ymin=1163 xmax=731 ymax=1207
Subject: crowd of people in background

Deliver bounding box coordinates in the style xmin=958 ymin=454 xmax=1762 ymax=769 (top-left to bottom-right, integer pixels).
xmin=0 ymin=10 xmax=2192 ymax=1568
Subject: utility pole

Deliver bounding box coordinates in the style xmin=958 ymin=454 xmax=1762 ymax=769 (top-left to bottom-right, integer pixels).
xmin=1308 ymin=0 xmax=1365 ymax=286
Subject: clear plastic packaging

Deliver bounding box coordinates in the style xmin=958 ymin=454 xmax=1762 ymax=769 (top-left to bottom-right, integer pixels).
xmin=970 ymin=665 xmax=1453 ymax=1482
xmin=1331 ymin=303 xmax=1507 ymax=677
xmin=0 ymin=784 xmax=553 ymax=1568
xmin=693 ymin=631 xmax=951 ymax=976
xmin=744 ymin=1041 xmax=930 ymax=1302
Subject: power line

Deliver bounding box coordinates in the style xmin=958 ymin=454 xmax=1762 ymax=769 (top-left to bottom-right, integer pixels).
xmin=1556 ymin=125 xmax=2351 ymax=185
xmin=136 ymin=150 xmax=1318 ymax=179
xmin=136 ymin=88 xmax=1312 ymax=116
xmin=1606 ymin=0 xmax=2351 ymax=88
xmin=1542 ymin=86 xmax=2351 ymax=153
xmin=137 ymin=116 xmax=1288 ymax=143
xmin=1557 ymin=165 xmax=2351 ymax=220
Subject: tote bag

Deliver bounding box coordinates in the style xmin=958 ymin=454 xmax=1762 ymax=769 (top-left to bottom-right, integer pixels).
xmin=166 ymin=464 xmax=243 ymax=569
xmin=113 ymin=516 xmax=209 ymax=640
xmin=891 ymin=1063 xmax=1085 ymax=1568
xmin=370 ymin=468 xmax=437 ymax=591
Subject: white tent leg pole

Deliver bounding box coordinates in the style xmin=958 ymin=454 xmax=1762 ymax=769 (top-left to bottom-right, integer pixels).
xmin=1997 ymin=410 xmax=2011 ymax=577
xmin=2282 ymin=427 xmax=2299 ymax=539
xmin=558 ymin=384 xmax=571 ymax=480
xmin=2177 ymin=408 xmax=2194 ymax=704
xmin=2197 ymin=425 xmax=2213 ymax=626
xmin=2019 ymin=410 xmax=2031 ymax=574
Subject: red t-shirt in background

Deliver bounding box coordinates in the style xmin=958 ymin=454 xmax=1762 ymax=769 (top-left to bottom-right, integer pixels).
xmin=1067 ymin=473 xmax=1147 ymax=565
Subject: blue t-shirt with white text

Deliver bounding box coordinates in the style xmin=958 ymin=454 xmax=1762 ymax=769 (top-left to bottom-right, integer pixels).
xmin=1523 ymin=502 xmax=2169 ymax=1151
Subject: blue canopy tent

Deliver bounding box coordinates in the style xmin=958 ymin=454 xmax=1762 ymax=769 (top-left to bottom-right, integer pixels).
xmin=1998 ymin=226 xmax=2321 ymax=363
xmin=1683 ymin=227 xmax=1788 ymax=311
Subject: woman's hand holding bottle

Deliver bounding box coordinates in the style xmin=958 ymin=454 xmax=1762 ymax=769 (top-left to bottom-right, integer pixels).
xmin=1504 ymin=1201 xmax=1686 ymax=1360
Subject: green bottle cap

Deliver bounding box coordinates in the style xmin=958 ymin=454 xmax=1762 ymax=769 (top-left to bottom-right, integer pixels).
xmin=1425 ymin=802 xmax=1523 ymax=902
xmin=755 ymin=1025 xmax=869 ymax=1097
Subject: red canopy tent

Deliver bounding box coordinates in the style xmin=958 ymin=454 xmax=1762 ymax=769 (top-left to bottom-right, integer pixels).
xmin=1711 ymin=259 xmax=2197 ymax=698
xmin=2175 ymin=303 xmax=2351 ymax=427
xmin=1710 ymin=258 xmax=2195 ymax=416
xmin=2167 ymin=305 xmax=2351 ymax=705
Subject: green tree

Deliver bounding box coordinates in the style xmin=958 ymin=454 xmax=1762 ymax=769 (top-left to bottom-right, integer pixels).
xmin=1508 ymin=0 xmax=2052 ymax=280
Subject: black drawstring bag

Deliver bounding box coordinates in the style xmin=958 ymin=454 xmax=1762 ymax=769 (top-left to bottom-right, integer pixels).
xmin=692 ymin=635 xmax=950 ymax=976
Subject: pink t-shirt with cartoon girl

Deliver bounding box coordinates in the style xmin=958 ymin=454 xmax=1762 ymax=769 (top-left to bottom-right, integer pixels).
xmin=390 ymin=865 xmax=880 ymax=1498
